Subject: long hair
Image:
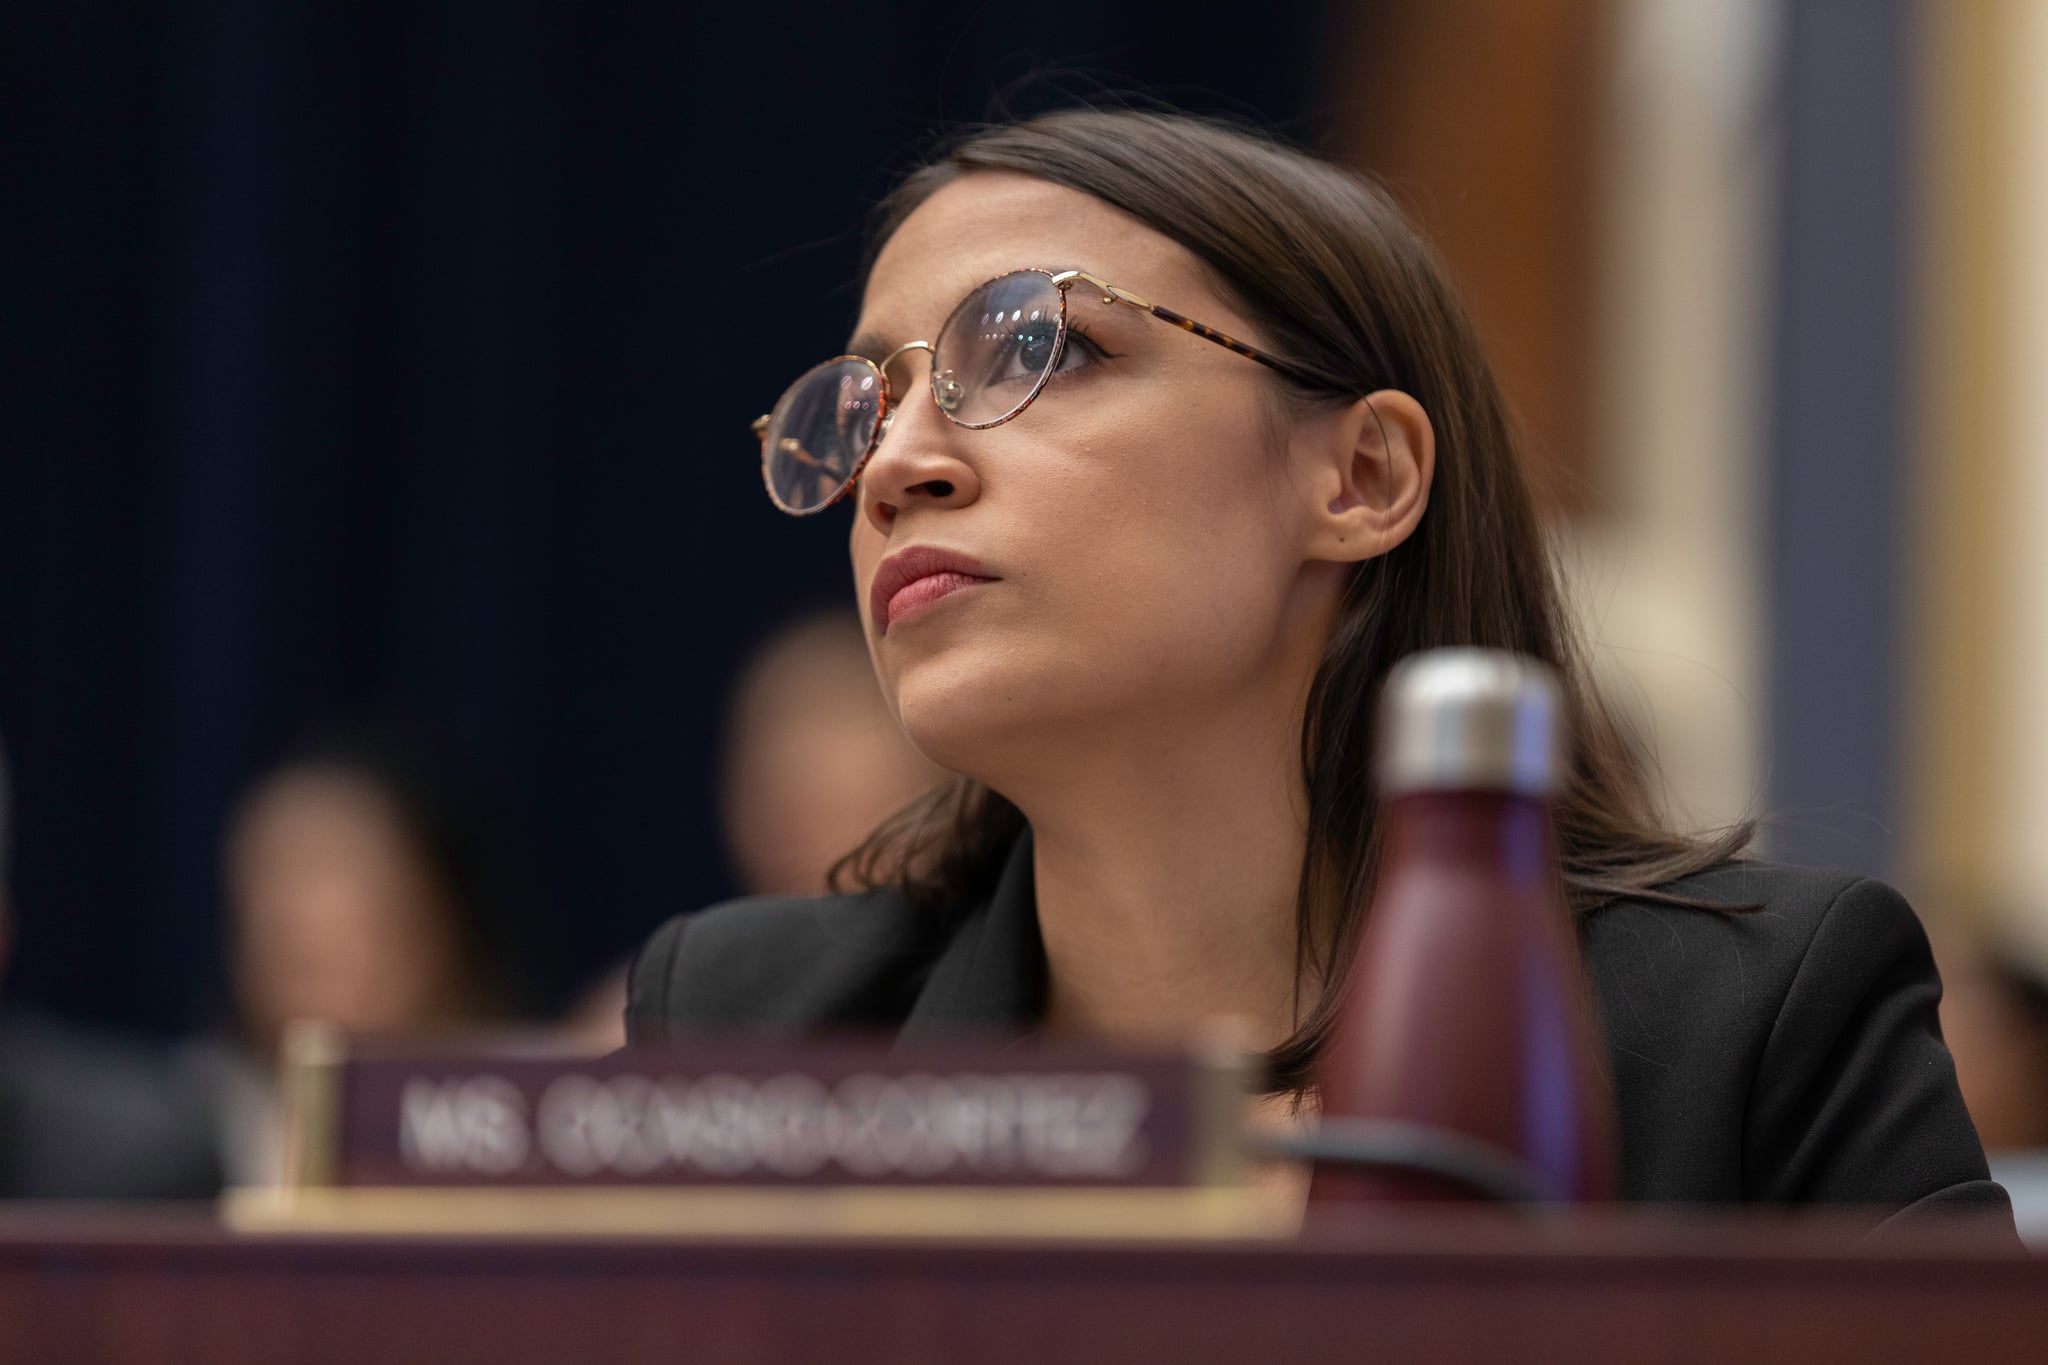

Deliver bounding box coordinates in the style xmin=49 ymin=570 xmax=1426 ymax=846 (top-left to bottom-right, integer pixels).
xmin=241 ymin=720 xmax=541 ymax=1022
xmin=832 ymin=109 xmax=1752 ymax=1092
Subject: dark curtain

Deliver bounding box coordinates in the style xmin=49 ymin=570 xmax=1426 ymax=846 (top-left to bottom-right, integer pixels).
xmin=0 ymin=1 xmax=1338 ymax=1033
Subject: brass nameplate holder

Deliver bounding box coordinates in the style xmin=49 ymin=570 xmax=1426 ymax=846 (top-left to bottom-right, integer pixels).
xmin=225 ymin=1025 xmax=1277 ymax=1241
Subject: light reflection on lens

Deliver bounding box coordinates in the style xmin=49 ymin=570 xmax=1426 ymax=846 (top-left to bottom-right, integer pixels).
xmin=762 ymin=356 xmax=883 ymax=513
xmin=928 ymin=271 xmax=1068 ymax=429
xmin=764 ymin=273 xmax=1072 ymax=512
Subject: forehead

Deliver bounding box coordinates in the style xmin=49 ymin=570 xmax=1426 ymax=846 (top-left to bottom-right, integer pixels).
xmin=859 ymin=172 xmax=1226 ymax=338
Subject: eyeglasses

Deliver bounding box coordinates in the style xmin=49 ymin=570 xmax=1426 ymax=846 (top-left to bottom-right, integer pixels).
xmin=752 ymin=267 xmax=1346 ymax=515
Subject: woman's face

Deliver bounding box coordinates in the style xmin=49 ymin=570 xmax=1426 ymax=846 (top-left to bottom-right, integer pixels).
xmin=227 ymin=768 xmax=463 ymax=1048
xmin=850 ymin=172 xmax=1345 ymax=783
xmin=721 ymin=618 xmax=943 ymax=897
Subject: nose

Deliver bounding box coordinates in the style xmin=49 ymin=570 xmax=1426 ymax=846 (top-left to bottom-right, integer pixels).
xmin=858 ymin=356 xmax=981 ymax=536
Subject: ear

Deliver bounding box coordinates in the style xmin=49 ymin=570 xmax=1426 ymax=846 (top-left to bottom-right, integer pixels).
xmin=1298 ymin=389 xmax=1434 ymax=564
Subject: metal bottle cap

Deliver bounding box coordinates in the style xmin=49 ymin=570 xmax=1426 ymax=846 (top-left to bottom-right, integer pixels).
xmin=1378 ymin=648 xmax=1564 ymax=797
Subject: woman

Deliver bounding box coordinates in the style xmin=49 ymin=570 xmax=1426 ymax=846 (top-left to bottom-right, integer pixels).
xmin=630 ymin=109 xmax=2006 ymax=1224
xmin=718 ymin=608 xmax=945 ymax=901
xmin=202 ymin=725 xmax=534 ymax=1184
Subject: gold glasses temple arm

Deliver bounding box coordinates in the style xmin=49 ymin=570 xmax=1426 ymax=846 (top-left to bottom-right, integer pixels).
xmin=1051 ymin=269 xmax=1352 ymax=395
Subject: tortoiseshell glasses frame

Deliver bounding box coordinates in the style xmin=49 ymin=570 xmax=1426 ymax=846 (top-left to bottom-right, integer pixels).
xmin=751 ymin=267 xmax=1347 ymax=516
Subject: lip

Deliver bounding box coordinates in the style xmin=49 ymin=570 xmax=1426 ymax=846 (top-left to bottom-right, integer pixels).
xmin=869 ymin=545 xmax=999 ymax=635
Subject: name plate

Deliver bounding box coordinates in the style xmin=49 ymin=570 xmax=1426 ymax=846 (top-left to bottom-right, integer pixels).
xmin=283 ymin=1030 xmax=1249 ymax=1191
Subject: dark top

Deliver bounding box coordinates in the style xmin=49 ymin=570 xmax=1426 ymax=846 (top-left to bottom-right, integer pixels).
xmin=0 ymin=1007 xmax=223 ymax=1200
xmin=628 ymin=835 xmax=2011 ymax=1228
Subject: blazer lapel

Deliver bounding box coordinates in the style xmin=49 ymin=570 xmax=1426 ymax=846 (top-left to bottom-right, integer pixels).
xmin=894 ymin=832 xmax=1046 ymax=1045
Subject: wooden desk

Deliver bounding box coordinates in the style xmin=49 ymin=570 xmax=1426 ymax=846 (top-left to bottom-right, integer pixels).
xmin=0 ymin=1207 xmax=2037 ymax=1364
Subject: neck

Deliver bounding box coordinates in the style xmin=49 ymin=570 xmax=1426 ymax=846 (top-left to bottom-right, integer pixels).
xmin=1003 ymin=685 xmax=1315 ymax=1056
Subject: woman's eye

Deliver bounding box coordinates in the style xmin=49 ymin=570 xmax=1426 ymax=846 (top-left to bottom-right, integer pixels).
xmin=990 ymin=326 xmax=1104 ymax=384
xmin=1005 ymin=324 xmax=1061 ymax=378
xmin=966 ymin=317 xmax=1114 ymax=388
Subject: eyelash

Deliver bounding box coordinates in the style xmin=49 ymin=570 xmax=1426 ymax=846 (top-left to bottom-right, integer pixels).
xmin=1058 ymin=324 xmax=1117 ymax=368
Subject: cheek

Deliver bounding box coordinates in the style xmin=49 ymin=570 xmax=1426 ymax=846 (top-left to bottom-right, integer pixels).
xmin=847 ymin=525 xmax=895 ymax=696
xmin=1037 ymin=394 xmax=1297 ymax=641
xmin=849 ymin=522 xmax=884 ymax=624
xmin=892 ymin=399 xmax=1302 ymax=753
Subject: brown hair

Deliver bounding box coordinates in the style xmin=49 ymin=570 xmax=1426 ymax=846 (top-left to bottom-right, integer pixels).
xmin=833 ymin=108 xmax=1752 ymax=1092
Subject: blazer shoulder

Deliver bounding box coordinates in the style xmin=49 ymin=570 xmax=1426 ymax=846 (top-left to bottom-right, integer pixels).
xmin=1587 ymin=861 xmax=2003 ymax=1219
xmin=1582 ymin=860 xmax=1934 ymax=1084
xmin=1583 ymin=860 xmax=1881 ymax=998
xmin=625 ymin=887 xmax=940 ymax=1042
xmin=1636 ymin=858 xmax=1869 ymax=918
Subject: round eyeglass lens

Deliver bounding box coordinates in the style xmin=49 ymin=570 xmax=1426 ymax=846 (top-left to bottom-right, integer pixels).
xmin=930 ymin=271 xmax=1067 ymax=428
xmin=762 ymin=356 xmax=885 ymax=513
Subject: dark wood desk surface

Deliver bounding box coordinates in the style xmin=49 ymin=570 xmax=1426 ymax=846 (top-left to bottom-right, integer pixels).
xmin=0 ymin=1207 xmax=2038 ymax=1364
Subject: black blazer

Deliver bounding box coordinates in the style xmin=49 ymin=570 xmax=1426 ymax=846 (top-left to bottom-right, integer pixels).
xmin=0 ymin=1009 xmax=223 ymax=1200
xmin=629 ymin=835 xmax=2011 ymax=1227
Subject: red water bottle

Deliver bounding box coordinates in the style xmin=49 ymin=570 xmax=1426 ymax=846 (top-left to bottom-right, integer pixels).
xmin=1306 ymin=649 xmax=1616 ymax=1204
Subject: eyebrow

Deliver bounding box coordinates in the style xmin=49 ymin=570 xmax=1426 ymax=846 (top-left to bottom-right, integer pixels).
xmin=843 ymin=267 xmax=1094 ymax=364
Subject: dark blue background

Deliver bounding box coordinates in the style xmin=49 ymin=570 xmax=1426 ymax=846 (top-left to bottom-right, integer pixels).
xmin=0 ymin=1 xmax=1337 ymax=1033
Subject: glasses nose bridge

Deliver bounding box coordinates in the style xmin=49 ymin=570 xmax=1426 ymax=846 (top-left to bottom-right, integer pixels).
xmin=871 ymin=339 xmax=953 ymax=448
xmin=878 ymin=338 xmax=935 ymax=386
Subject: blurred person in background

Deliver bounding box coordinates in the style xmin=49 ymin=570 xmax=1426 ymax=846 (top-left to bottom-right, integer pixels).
xmin=720 ymin=609 xmax=944 ymax=900
xmin=1944 ymin=937 xmax=2048 ymax=1153
xmin=192 ymin=723 xmax=537 ymax=1186
xmin=562 ymin=609 xmax=943 ymax=1051
xmin=0 ymin=732 xmax=221 ymax=1199
xmin=1939 ymin=919 xmax=2048 ymax=1247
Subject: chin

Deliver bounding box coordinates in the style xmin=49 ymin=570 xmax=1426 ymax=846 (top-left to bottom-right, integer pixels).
xmin=892 ymin=678 xmax=1016 ymax=777
xmin=889 ymin=649 xmax=1063 ymax=780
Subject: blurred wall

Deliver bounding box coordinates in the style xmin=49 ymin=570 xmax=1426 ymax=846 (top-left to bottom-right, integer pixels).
xmin=1909 ymin=0 xmax=2048 ymax=943
xmin=1331 ymin=0 xmax=1609 ymax=515
xmin=1764 ymin=0 xmax=1920 ymax=878
xmin=1564 ymin=0 xmax=1774 ymax=839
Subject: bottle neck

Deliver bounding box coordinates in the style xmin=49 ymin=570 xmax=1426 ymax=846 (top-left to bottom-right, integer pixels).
xmin=1378 ymin=789 xmax=1557 ymax=890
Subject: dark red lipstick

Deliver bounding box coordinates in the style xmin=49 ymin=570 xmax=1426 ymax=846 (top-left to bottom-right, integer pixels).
xmin=869 ymin=546 xmax=998 ymax=634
